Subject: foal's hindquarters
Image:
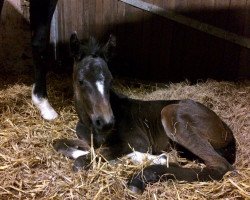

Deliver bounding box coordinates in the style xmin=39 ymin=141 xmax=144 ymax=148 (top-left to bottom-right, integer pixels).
xmin=128 ymin=99 xmax=236 ymax=194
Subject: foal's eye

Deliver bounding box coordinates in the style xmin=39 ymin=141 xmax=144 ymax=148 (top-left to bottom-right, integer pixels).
xmin=79 ymin=80 xmax=84 ymax=85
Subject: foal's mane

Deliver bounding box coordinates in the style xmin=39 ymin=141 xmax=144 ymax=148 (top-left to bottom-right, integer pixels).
xmin=82 ymin=37 xmax=102 ymax=57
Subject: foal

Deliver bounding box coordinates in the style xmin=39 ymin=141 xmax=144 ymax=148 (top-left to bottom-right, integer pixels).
xmin=53 ymin=33 xmax=236 ymax=194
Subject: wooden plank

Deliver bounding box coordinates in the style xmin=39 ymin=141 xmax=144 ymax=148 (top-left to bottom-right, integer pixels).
xmin=168 ymin=0 xmax=189 ymax=80
xmin=162 ymin=0 xmax=175 ymax=10
xmin=88 ymin=0 xmax=96 ymax=36
xmin=221 ymin=0 xmax=247 ymax=79
xmin=160 ymin=0 xmax=175 ymax=71
xmin=95 ymin=0 xmax=103 ymax=39
xmin=60 ymin=0 xmax=66 ymax=42
xmin=148 ymin=0 xmax=165 ymax=79
xmin=126 ymin=0 xmax=144 ymax=77
xmin=70 ymin=0 xmax=78 ymax=34
xmin=75 ymin=0 xmax=84 ymax=37
xmin=239 ymin=0 xmax=250 ymax=78
xmin=181 ymin=0 xmax=204 ymax=79
xmin=140 ymin=1 xmax=154 ymax=78
xmin=198 ymin=0 xmax=226 ymax=79
xmin=83 ymin=0 xmax=90 ymax=38
xmin=50 ymin=5 xmax=59 ymax=59
xmin=103 ymin=0 xmax=112 ymax=35
xmin=116 ymin=0 xmax=126 ymax=39
xmin=120 ymin=0 xmax=250 ymax=49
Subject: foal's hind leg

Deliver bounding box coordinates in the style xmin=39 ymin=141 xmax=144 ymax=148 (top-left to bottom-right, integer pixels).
xmin=128 ymin=101 xmax=235 ymax=193
xmin=160 ymin=102 xmax=234 ymax=172
xmin=30 ymin=0 xmax=58 ymax=120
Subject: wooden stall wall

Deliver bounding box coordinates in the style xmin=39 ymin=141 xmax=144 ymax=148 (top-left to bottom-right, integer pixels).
xmin=0 ymin=0 xmax=31 ymax=74
xmin=45 ymin=1 xmax=250 ymax=81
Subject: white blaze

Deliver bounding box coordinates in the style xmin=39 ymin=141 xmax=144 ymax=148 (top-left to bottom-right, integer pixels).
xmin=96 ymin=80 xmax=105 ymax=96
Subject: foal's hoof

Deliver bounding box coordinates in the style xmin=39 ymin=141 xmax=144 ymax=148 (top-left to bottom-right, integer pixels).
xmin=127 ymin=177 xmax=146 ymax=195
xmin=52 ymin=139 xmax=68 ymax=152
xmin=73 ymin=155 xmax=91 ymax=172
xmin=229 ymin=169 xmax=240 ymax=177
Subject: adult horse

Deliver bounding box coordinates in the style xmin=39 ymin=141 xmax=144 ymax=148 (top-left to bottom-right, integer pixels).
xmin=53 ymin=33 xmax=236 ymax=194
xmin=1 ymin=0 xmax=60 ymax=120
xmin=29 ymin=0 xmax=59 ymax=120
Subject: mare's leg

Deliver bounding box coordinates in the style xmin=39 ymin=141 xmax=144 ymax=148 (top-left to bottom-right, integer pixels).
xmin=0 ymin=1 xmax=3 ymax=18
xmin=128 ymin=100 xmax=236 ymax=194
xmin=30 ymin=0 xmax=58 ymax=120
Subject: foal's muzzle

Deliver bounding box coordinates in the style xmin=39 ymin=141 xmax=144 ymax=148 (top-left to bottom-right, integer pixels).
xmin=93 ymin=116 xmax=115 ymax=132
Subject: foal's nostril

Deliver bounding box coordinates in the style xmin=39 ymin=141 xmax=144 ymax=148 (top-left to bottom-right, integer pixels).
xmin=94 ymin=117 xmax=104 ymax=129
xmin=93 ymin=116 xmax=114 ymax=131
xmin=95 ymin=119 xmax=101 ymax=127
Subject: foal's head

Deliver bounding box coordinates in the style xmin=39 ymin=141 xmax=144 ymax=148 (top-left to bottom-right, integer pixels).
xmin=70 ymin=33 xmax=116 ymax=133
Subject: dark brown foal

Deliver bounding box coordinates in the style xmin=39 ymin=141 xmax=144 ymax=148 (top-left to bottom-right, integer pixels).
xmin=53 ymin=34 xmax=236 ymax=194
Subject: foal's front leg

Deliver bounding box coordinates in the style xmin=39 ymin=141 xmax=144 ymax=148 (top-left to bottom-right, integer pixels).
xmin=53 ymin=138 xmax=92 ymax=171
xmin=53 ymin=138 xmax=90 ymax=159
xmin=53 ymin=138 xmax=122 ymax=171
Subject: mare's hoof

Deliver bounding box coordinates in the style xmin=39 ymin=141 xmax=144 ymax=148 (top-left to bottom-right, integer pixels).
xmin=41 ymin=107 xmax=58 ymax=121
xmin=73 ymin=155 xmax=91 ymax=172
xmin=32 ymin=90 xmax=58 ymax=121
xmin=127 ymin=177 xmax=146 ymax=195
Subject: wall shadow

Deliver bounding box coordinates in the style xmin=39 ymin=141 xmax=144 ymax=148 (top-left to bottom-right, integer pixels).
xmin=0 ymin=1 xmax=249 ymax=86
xmin=0 ymin=0 xmax=33 ymax=84
xmin=54 ymin=5 xmax=250 ymax=83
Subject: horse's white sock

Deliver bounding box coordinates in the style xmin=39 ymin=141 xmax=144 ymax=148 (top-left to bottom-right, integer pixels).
xmin=32 ymin=85 xmax=58 ymax=120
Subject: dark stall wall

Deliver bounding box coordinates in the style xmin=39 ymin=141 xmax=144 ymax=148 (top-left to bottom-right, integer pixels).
xmin=52 ymin=0 xmax=249 ymax=82
xmin=1 ymin=0 xmax=249 ymax=81
xmin=239 ymin=1 xmax=250 ymax=79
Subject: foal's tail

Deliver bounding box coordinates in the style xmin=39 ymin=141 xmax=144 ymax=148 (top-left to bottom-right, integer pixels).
xmin=128 ymin=163 xmax=234 ymax=194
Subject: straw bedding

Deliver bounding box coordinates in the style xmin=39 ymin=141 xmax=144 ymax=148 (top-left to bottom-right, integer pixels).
xmin=0 ymin=72 xmax=249 ymax=199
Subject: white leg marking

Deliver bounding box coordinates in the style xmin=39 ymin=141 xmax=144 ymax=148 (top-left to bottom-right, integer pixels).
xmin=32 ymin=85 xmax=58 ymax=120
xmin=126 ymin=151 xmax=168 ymax=165
xmin=96 ymin=80 xmax=105 ymax=96
xmin=71 ymin=149 xmax=89 ymax=159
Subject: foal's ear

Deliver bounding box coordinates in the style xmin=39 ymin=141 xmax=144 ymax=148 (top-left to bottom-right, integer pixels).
xmin=70 ymin=32 xmax=81 ymax=60
xmin=102 ymin=34 xmax=116 ymax=61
